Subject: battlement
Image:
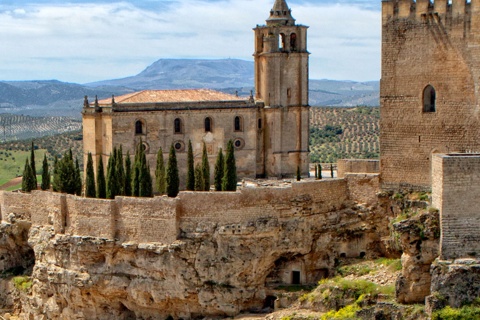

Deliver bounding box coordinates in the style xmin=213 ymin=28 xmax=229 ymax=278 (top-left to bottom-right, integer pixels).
xmin=382 ymin=0 xmax=480 ymax=25
xmin=0 ymin=176 xmax=379 ymax=244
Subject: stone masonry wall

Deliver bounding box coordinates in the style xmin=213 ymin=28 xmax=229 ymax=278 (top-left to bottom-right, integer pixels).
xmin=337 ymin=159 xmax=379 ymax=179
xmin=380 ymin=0 xmax=480 ymax=190
xmin=0 ymin=177 xmax=373 ymax=245
xmin=432 ymin=153 xmax=480 ymax=260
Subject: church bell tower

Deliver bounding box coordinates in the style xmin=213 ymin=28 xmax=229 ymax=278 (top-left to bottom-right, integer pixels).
xmin=254 ymin=0 xmax=310 ymax=177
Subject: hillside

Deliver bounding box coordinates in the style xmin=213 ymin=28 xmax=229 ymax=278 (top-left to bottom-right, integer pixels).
xmin=0 ymin=80 xmax=132 ymax=118
xmin=309 ymin=107 xmax=379 ymax=163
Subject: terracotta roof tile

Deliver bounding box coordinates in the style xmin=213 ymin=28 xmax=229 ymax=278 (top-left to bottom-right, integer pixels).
xmin=97 ymin=89 xmax=241 ymax=105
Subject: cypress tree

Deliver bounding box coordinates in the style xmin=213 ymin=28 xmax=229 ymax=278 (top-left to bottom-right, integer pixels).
xmin=214 ymin=148 xmax=224 ymax=191
xmin=30 ymin=141 xmax=37 ymax=187
xmin=222 ymin=140 xmax=237 ymax=191
xmin=296 ymin=166 xmax=301 ymax=181
xmin=139 ymin=159 xmax=153 ymax=197
xmin=116 ymin=146 xmax=125 ymax=196
xmin=132 ymin=144 xmax=141 ymax=197
xmin=41 ymin=154 xmax=50 ymax=190
xmin=318 ymin=164 xmax=322 ymax=180
xmin=74 ymin=158 xmax=82 ymax=196
xmin=85 ymin=152 xmax=96 ymax=198
xmin=194 ymin=163 xmax=204 ymax=191
xmin=22 ymin=158 xmax=36 ymax=192
xmin=330 ymin=164 xmax=334 ymax=178
xmin=155 ymin=148 xmax=166 ymax=195
xmin=315 ymin=164 xmax=318 ymax=180
xmin=124 ymin=151 xmax=132 ymax=196
xmin=57 ymin=150 xmax=76 ymax=194
xmin=96 ymin=156 xmax=106 ymax=199
xmin=186 ymin=140 xmax=195 ymax=191
xmin=52 ymin=155 xmax=59 ymax=192
xmin=166 ymin=143 xmax=179 ymax=198
xmin=202 ymin=142 xmax=210 ymax=191
xmin=106 ymin=151 xmax=117 ymax=199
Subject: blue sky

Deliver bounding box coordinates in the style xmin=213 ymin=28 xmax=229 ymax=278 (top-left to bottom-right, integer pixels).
xmin=0 ymin=0 xmax=381 ymax=83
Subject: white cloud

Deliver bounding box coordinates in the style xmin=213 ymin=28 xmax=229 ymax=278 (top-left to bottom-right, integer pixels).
xmin=0 ymin=0 xmax=380 ymax=83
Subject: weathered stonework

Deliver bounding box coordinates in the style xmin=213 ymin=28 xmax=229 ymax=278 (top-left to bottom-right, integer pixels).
xmin=0 ymin=174 xmax=403 ymax=319
xmin=337 ymin=159 xmax=380 ymax=179
xmin=380 ymin=0 xmax=480 ymax=190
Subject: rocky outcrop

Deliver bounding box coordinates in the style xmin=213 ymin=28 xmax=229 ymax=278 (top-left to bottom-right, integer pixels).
xmin=426 ymin=259 xmax=480 ymax=314
xmin=16 ymin=201 xmax=395 ymax=319
xmin=394 ymin=209 xmax=440 ymax=304
xmin=0 ymin=218 xmax=35 ymax=313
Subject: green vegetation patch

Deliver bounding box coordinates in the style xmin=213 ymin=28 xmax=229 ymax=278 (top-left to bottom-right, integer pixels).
xmin=432 ymin=305 xmax=480 ymax=320
xmin=374 ymin=258 xmax=402 ymax=271
xmin=12 ymin=275 xmax=32 ymax=292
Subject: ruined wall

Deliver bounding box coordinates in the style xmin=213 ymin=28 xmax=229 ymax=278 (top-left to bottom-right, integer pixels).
xmin=344 ymin=174 xmax=380 ymax=207
xmin=380 ymin=0 xmax=480 ymax=190
xmin=337 ymin=159 xmax=379 ymax=179
xmin=432 ymin=153 xmax=480 ymax=260
xmin=0 ymin=178 xmax=373 ymax=245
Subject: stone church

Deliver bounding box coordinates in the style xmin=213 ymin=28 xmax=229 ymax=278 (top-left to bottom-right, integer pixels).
xmin=82 ymin=0 xmax=310 ymax=184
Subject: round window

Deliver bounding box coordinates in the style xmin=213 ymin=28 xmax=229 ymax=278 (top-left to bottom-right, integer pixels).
xmin=174 ymin=141 xmax=185 ymax=152
xmin=233 ymin=138 xmax=244 ymax=150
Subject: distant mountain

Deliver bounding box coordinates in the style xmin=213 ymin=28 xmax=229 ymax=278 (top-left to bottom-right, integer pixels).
xmin=87 ymin=58 xmax=379 ymax=107
xmin=86 ymin=59 xmax=255 ymax=90
xmin=0 ymin=80 xmax=132 ymax=118
xmin=0 ymin=59 xmax=379 ymax=120
xmin=309 ymin=79 xmax=379 ymax=107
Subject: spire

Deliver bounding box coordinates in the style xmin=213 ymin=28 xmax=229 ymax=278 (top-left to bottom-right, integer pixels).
xmin=267 ymin=0 xmax=295 ymax=26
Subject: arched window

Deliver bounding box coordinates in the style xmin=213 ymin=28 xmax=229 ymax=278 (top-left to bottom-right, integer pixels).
xmin=205 ymin=117 xmax=212 ymax=132
xmin=423 ymin=85 xmax=436 ymax=112
xmin=290 ymin=33 xmax=297 ymax=51
xmin=279 ymin=33 xmax=285 ymax=50
xmin=135 ymin=120 xmax=144 ymax=135
xmin=258 ymin=118 xmax=262 ymax=129
xmin=234 ymin=116 xmax=243 ymax=132
xmin=174 ymin=118 xmax=182 ymax=134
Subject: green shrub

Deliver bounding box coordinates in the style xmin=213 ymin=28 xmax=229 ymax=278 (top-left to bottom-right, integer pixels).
xmin=321 ymin=303 xmax=360 ymax=320
xmin=12 ymin=276 xmax=32 ymax=292
xmin=432 ymin=305 xmax=480 ymax=320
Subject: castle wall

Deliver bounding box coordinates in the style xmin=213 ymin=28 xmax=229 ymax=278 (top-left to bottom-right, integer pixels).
xmin=115 ymin=196 xmax=178 ymax=243
xmin=380 ymin=0 xmax=480 ymax=190
xmin=432 ymin=153 xmax=480 ymax=260
xmin=0 ymin=176 xmax=377 ymax=245
xmin=344 ymin=174 xmax=380 ymax=207
xmin=337 ymin=159 xmax=380 ymax=178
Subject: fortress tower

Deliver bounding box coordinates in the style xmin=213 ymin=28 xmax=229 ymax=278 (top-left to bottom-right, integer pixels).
xmin=254 ymin=0 xmax=310 ymax=177
xmin=380 ymin=0 xmax=480 ymax=190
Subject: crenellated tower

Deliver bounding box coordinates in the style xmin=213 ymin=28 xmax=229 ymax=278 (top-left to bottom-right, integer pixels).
xmin=380 ymin=0 xmax=480 ymax=190
xmin=254 ymin=0 xmax=310 ymax=178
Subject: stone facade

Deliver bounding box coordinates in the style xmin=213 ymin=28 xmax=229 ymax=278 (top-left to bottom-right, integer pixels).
xmin=380 ymin=0 xmax=480 ymax=190
xmin=432 ymin=153 xmax=480 ymax=260
xmin=83 ymin=0 xmax=310 ymax=183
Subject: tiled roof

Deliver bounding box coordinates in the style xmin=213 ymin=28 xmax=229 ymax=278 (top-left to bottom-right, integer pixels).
xmin=96 ymin=89 xmax=241 ymax=105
